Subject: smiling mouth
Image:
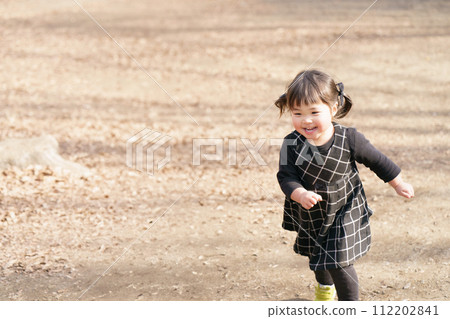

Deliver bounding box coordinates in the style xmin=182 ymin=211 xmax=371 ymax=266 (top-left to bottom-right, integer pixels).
xmin=304 ymin=127 xmax=317 ymax=133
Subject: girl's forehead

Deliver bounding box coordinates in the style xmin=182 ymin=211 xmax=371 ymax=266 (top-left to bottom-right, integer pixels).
xmin=291 ymin=103 xmax=328 ymax=110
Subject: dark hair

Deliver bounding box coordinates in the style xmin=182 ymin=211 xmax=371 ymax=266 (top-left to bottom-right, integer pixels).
xmin=274 ymin=69 xmax=352 ymax=119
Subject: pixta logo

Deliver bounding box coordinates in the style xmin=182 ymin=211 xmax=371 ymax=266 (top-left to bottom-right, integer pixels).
xmin=126 ymin=128 xmax=172 ymax=175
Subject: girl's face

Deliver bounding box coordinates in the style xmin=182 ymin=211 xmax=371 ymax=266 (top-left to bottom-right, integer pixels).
xmin=291 ymin=102 xmax=337 ymax=146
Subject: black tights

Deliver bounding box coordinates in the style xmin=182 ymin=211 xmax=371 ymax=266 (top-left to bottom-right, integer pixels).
xmin=314 ymin=265 xmax=359 ymax=301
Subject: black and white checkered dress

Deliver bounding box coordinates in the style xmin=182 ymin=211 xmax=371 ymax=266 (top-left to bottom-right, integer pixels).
xmin=278 ymin=123 xmax=373 ymax=271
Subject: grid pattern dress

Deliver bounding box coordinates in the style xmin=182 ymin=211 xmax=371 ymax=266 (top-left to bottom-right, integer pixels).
xmin=280 ymin=123 xmax=373 ymax=271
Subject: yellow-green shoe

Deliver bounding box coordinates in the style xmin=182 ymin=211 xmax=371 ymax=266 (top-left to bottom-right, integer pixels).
xmin=314 ymin=284 xmax=336 ymax=301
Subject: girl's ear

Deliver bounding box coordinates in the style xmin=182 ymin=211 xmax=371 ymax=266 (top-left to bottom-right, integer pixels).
xmin=331 ymin=102 xmax=338 ymax=117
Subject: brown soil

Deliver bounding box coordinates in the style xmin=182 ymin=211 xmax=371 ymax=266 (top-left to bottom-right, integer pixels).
xmin=1 ymin=0 xmax=449 ymax=301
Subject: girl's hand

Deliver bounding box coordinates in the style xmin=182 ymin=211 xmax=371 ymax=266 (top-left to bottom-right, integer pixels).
xmin=291 ymin=188 xmax=323 ymax=209
xmin=394 ymin=182 xmax=415 ymax=198
xmin=388 ymin=175 xmax=414 ymax=199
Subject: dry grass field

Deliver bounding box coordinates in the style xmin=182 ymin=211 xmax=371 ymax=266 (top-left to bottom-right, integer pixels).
xmin=0 ymin=0 xmax=449 ymax=301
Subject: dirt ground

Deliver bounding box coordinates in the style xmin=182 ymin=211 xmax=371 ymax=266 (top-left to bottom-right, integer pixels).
xmin=1 ymin=0 xmax=449 ymax=301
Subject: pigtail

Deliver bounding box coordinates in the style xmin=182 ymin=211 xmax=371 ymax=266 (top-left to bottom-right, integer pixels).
xmin=275 ymin=93 xmax=288 ymax=117
xmin=334 ymin=82 xmax=352 ymax=119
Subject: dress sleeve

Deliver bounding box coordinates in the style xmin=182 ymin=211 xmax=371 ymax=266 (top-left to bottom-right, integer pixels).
xmin=277 ymin=133 xmax=304 ymax=197
xmin=347 ymin=127 xmax=401 ymax=183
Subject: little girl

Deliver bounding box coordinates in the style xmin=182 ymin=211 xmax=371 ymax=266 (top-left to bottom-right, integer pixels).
xmin=275 ymin=69 xmax=414 ymax=301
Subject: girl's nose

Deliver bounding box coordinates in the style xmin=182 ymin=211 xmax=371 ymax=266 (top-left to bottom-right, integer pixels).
xmin=303 ymin=117 xmax=313 ymax=123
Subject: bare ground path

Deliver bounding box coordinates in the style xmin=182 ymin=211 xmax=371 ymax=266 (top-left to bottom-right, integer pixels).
xmin=0 ymin=0 xmax=449 ymax=301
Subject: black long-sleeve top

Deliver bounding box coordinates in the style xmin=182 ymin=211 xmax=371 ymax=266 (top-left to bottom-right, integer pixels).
xmin=277 ymin=127 xmax=401 ymax=198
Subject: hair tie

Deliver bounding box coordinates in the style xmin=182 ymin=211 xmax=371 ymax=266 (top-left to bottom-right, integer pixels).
xmin=336 ymin=82 xmax=344 ymax=106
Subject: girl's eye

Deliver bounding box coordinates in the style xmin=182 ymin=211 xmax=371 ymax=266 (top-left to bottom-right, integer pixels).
xmin=312 ymin=111 xmax=319 ymax=115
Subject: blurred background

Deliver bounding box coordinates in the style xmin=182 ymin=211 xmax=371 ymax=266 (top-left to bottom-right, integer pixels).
xmin=0 ymin=0 xmax=449 ymax=300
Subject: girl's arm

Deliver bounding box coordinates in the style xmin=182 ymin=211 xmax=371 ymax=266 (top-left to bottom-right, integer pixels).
xmin=277 ymin=133 xmax=322 ymax=209
xmin=349 ymin=128 xmax=414 ymax=199
xmin=388 ymin=174 xmax=415 ymax=198
xmin=277 ymin=134 xmax=303 ymax=197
